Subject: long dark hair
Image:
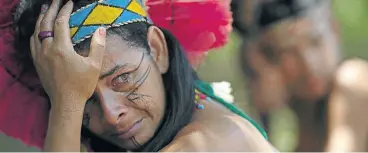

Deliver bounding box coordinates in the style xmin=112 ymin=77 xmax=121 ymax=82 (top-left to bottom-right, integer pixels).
xmin=14 ymin=0 xmax=196 ymax=151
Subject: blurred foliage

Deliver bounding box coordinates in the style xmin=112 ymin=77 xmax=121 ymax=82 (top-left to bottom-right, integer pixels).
xmin=333 ymin=0 xmax=368 ymax=58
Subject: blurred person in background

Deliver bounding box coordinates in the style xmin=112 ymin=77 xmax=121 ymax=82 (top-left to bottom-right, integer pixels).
xmin=231 ymin=0 xmax=272 ymax=132
xmin=235 ymin=0 xmax=368 ymax=151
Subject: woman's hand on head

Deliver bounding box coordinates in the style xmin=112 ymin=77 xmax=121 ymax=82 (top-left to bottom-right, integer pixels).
xmin=30 ymin=0 xmax=106 ymax=105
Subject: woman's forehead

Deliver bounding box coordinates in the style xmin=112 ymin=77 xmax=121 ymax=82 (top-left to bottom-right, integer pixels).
xmin=260 ymin=18 xmax=323 ymax=46
xmin=101 ymin=36 xmax=144 ymax=72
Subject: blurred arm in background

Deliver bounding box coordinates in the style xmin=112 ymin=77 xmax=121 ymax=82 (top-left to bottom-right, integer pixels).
xmin=326 ymin=58 xmax=368 ymax=152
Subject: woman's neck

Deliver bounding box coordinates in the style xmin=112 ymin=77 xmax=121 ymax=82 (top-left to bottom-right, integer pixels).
xmin=291 ymin=97 xmax=328 ymax=152
xmin=296 ymin=115 xmax=326 ymax=152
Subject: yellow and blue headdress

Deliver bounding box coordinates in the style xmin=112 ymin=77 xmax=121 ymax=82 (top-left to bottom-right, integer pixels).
xmin=69 ymin=0 xmax=151 ymax=45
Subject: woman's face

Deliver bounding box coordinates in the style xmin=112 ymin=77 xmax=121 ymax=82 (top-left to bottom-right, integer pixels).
xmin=246 ymin=13 xmax=340 ymax=112
xmin=80 ymin=33 xmax=167 ymax=150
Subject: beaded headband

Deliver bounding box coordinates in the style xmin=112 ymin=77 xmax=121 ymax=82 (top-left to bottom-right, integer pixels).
xmin=69 ymin=0 xmax=151 ymax=45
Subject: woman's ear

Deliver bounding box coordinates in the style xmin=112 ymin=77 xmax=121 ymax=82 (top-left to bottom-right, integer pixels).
xmin=147 ymin=26 xmax=169 ymax=74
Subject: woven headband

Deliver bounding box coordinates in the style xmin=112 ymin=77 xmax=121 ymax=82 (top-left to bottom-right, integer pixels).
xmin=69 ymin=0 xmax=151 ymax=45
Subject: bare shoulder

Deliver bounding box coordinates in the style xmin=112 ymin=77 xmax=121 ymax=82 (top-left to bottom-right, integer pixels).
xmin=161 ymin=111 xmax=276 ymax=152
xmin=335 ymin=58 xmax=368 ymax=95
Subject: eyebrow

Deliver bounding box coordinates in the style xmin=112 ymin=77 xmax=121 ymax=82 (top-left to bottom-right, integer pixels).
xmin=100 ymin=53 xmax=145 ymax=80
xmin=100 ymin=64 xmax=128 ymax=80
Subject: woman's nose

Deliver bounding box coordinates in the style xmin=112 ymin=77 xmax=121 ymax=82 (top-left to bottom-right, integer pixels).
xmin=97 ymin=89 xmax=128 ymax=126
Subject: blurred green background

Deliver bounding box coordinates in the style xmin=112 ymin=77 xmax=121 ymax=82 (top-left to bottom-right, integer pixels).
xmin=1 ymin=0 xmax=368 ymax=151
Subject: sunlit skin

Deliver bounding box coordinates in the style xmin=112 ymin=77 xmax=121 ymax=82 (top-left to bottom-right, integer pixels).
xmin=326 ymin=59 xmax=368 ymax=152
xmin=28 ymin=0 xmax=277 ymax=151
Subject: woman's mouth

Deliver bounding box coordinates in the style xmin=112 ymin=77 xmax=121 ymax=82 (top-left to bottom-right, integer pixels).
xmin=110 ymin=118 xmax=144 ymax=140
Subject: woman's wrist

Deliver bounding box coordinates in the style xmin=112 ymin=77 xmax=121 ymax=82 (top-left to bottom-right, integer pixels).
xmin=44 ymin=97 xmax=85 ymax=151
xmin=48 ymin=96 xmax=86 ymax=128
xmin=48 ymin=95 xmax=86 ymax=124
xmin=50 ymin=92 xmax=87 ymax=111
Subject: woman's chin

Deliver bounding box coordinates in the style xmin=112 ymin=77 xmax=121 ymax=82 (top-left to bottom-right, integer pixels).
xmin=108 ymin=139 xmax=140 ymax=150
xmin=108 ymin=134 xmax=150 ymax=150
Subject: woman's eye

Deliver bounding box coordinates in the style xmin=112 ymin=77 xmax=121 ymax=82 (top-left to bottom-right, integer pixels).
xmin=112 ymin=73 xmax=130 ymax=86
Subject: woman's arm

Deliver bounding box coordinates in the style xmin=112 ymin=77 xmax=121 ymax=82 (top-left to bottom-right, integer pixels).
xmin=44 ymin=96 xmax=85 ymax=151
xmin=29 ymin=0 xmax=106 ymax=151
xmin=326 ymin=59 xmax=368 ymax=152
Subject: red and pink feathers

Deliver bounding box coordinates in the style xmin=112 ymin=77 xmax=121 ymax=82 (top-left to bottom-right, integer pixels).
xmin=147 ymin=0 xmax=232 ymax=53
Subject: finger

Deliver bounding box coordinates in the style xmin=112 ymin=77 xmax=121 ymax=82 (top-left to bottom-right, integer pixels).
xmin=54 ymin=0 xmax=74 ymax=44
xmin=88 ymin=27 xmax=106 ymax=66
xmin=34 ymin=4 xmax=49 ymax=37
xmin=33 ymin=4 xmax=50 ymax=53
xmin=30 ymin=36 xmax=37 ymax=60
xmin=40 ymin=0 xmax=63 ymax=43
